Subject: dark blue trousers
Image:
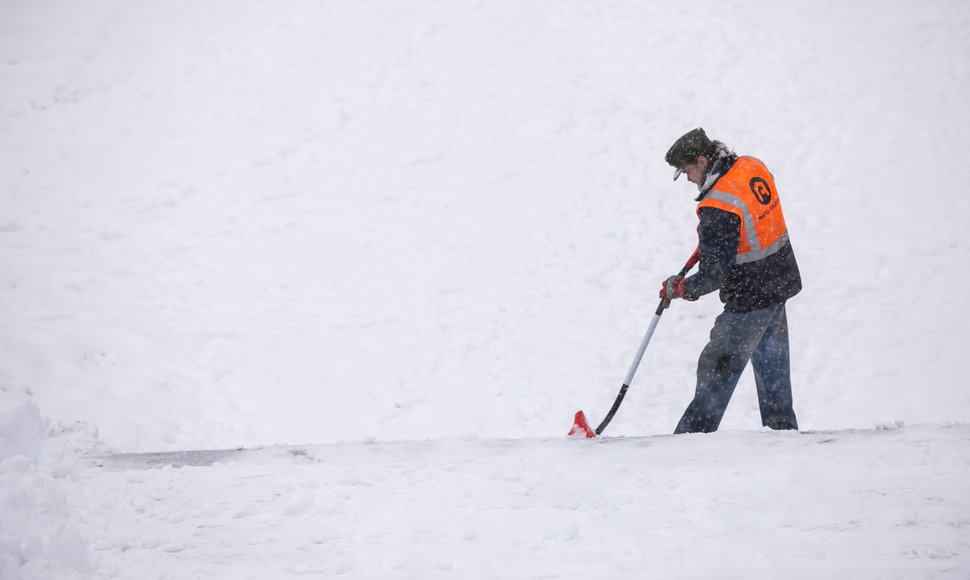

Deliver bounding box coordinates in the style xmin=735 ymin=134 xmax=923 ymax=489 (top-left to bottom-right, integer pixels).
xmin=674 ymin=302 xmax=797 ymax=434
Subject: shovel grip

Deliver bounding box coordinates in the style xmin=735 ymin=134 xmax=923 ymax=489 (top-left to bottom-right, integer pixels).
xmin=683 ymin=246 xmax=700 ymax=273
xmin=654 ymin=246 xmax=700 ymax=316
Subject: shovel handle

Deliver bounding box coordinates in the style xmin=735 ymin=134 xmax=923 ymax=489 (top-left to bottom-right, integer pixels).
xmin=683 ymin=246 xmax=700 ymax=272
xmin=595 ymin=247 xmax=700 ymax=435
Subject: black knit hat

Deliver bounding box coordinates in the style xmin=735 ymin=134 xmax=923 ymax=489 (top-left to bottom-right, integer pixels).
xmin=665 ymin=128 xmax=714 ymax=181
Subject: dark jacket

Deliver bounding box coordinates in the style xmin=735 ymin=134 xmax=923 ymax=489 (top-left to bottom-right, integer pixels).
xmin=683 ymin=156 xmax=802 ymax=313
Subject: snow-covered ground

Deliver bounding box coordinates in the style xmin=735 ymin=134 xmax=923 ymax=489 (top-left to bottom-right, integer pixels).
xmin=2 ymin=0 xmax=969 ymax=578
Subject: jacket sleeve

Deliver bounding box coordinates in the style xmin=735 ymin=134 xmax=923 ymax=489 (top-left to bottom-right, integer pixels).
xmin=683 ymin=207 xmax=740 ymax=300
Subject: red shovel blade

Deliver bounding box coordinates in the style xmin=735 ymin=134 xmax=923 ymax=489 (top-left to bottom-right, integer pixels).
xmin=567 ymin=410 xmax=596 ymax=438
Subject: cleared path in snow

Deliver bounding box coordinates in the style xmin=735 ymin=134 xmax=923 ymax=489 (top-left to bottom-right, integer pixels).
xmin=77 ymin=425 xmax=970 ymax=579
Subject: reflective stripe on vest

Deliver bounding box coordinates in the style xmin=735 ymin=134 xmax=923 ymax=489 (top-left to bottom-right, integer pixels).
xmin=697 ymin=156 xmax=789 ymax=265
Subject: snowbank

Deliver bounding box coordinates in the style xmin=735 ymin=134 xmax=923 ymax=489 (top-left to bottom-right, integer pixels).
xmin=0 ymin=386 xmax=106 ymax=580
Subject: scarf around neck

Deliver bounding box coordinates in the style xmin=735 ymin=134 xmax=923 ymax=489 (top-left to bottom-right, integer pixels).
xmin=695 ymin=141 xmax=738 ymax=201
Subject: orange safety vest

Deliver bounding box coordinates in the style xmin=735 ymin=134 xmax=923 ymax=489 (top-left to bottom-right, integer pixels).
xmin=697 ymin=156 xmax=789 ymax=265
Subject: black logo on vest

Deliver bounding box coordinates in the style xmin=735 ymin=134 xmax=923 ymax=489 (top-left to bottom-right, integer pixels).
xmin=749 ymin=177 xmax=772 ymax=205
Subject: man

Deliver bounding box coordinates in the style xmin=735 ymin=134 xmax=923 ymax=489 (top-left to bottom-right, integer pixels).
xmin=659 ymin=128 xmax=801 ymax=434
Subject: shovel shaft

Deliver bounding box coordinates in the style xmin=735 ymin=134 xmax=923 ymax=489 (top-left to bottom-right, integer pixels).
xmin=592 ymin=247 xmax=699 ymax=436
xmin=595 ymin=308 xmax=661 ymax=435
xmin=624 ymin=311 xmax=662 ymax=386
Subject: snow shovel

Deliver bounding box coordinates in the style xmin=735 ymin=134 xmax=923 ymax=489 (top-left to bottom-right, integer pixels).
xmin=569 ymin=247 xmax=700 ymax=438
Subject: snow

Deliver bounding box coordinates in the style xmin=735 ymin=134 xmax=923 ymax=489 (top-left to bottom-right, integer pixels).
xmin=5 ymin=397 xmax=970 ymax=579
xmin=1 ymin=0 xmax=969 ymax=578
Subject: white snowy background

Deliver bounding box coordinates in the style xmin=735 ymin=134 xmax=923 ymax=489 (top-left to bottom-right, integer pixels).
xmin=1 ymin=0 xmax=969 ymax=578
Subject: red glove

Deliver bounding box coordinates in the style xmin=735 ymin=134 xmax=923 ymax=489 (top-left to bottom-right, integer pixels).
xmin=659 ymin=276 xmax=686 ymax=309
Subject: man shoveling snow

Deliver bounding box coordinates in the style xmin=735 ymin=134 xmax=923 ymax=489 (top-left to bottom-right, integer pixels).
xmin=661 ymin=128 xmax=802 ymax=434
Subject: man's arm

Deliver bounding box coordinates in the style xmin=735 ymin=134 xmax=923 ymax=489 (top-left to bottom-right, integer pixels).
xmin=683 ymin=207 xmax=740 ymax=300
